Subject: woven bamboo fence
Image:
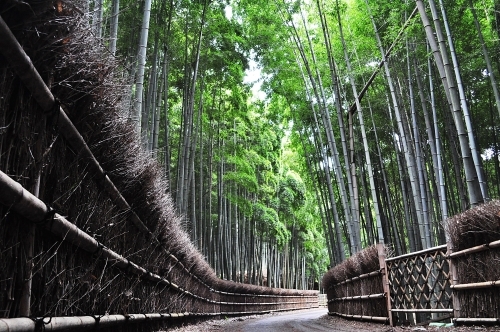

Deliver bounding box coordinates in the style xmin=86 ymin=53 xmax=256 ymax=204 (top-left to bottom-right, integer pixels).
xmin=323 ymin=200 xmax=500 ymax=327
xmin=386 ymin=245 xmax=452 ymax=325
xmin=0 ymin=2 xmax=318 ymax=331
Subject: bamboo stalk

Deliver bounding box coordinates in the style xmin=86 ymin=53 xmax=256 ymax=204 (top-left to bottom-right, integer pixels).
xmin=347 ymin=6 xmax=419 ymax=115
xmin=329 ymin=312 xmax=389 ymax=323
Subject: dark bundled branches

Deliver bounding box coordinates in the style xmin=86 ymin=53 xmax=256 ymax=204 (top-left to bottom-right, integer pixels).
xmin=444 ymin=200 xmax=500 ymax=251
xmin=322 ymin=245 xmax=380 ymax=288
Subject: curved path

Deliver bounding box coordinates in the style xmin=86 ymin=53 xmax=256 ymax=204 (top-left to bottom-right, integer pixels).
xmin=224 ymin=308 xmax=333 ymax=332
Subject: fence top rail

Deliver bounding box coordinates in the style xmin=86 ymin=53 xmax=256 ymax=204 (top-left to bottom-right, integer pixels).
xmin=450 ymin=279 xmax=500 ymax=290
xmin=332 ymin=269 xmax=382 ymax=287
xmin=390 ymin=308 xmax=453 ymax=313
xmin=385 ymin=244 xmax=448 ymax=263
xmin=448 ymin=240 xmax=500 ymax=259
xmin=216 ymin=291 xmax=318 ymax=297
xmin=328 ymin=292 xmax=386 ymax=302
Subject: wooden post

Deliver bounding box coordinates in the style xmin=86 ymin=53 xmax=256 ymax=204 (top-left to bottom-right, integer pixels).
xmin=447 ymin=243 xmax=460 ymax=320
xmin=377 ymin=243 xmax=393 ymax=326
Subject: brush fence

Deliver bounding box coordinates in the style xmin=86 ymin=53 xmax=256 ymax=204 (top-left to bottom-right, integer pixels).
xmin=448 ymin=240 xmax=500 ymax=324
xmin=325 ymin=242 xmax=500 ymax=326
xmin=0 ymin=170 xmax=318 ymax=332
xmin=325 ymin=244 xmax=390 ymax=324
xmin=0 ymin=12 xmax=318 ymax=332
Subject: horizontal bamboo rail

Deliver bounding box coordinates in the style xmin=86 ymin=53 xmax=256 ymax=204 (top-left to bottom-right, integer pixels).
xmin=0 ymin=312 xmax=225 ymax=332
xmin=448 ymin=240 xmax=500 ymax=259
xmin=454 ymin=318 xmax=499 ymax=324
xmin=219 ymin=300 xmax=318 ymax=306
xmin=329 ymin=312 xmax=388 ymax=323
xmin=215 ymin=291 xmax=315 ymax=297
xmin=450 ymin=280 xmax=500 ymax=290
xmin=328 ymin=293 xmax=385 ymax=302
xmin=0 ymin=313 xmax=188 ymax=332
xmin=385 ymin=244 xmax=448 ymax=263
xmin=0 ymin=304 xmax=321 ymax=332
xmin=221 ymin=305 xmax=317 ymax=316
xmin=390 ymin=309 xmax=453 ymax=313
xmin=333 ymin=270 xmax=382 ymax=287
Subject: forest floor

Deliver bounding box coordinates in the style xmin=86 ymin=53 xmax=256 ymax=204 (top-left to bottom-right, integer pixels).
xmin=166 ymin=308 xmax=500 ymax=332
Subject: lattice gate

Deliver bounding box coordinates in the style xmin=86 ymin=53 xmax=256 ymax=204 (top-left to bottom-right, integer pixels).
xmin=385 ymin=245 xmax=453 ymax=325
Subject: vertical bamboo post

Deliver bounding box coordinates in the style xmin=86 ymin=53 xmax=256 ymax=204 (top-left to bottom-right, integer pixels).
xmin=377 ymin=243 xmax=393 ymax=326
xmin=19 ymin=223 xmax=35 ymax=316
xmin=19 ymin=176 xmax=39 ymax=316
xmin=447 ymin=243 xmax=460 ymax=320
xmin=19 ymin=114 xmax=45 ymax=316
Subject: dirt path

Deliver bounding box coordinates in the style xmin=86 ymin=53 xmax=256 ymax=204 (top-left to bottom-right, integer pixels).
xmin=223 ymin=308 xmax=333 ymax=332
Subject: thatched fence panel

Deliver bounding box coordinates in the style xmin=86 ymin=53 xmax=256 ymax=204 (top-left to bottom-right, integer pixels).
xmin=445 ymin=200 xmax=500 ymax=324
xmin=323 ymin=245 xmax=389 ymax=323
xmin=0 ymin=169 xmax=318 ymax=331
xmin=448 ymin=239 xmax=500 ymax=322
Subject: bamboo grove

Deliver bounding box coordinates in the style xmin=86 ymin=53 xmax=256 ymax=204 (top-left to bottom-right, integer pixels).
xmin=84 ymin=0 xmax=500 ymax=288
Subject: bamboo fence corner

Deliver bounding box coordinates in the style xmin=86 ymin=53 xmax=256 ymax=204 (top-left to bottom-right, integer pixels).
xmin=447 ymin=243 xmax=461 ymax=320
xmin=377 ymin=243 xmax=393 ymax=326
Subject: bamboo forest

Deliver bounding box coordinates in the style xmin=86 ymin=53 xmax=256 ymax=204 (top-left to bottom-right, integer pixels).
xmin=82 ymin=0 xmax=500 ymax=290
